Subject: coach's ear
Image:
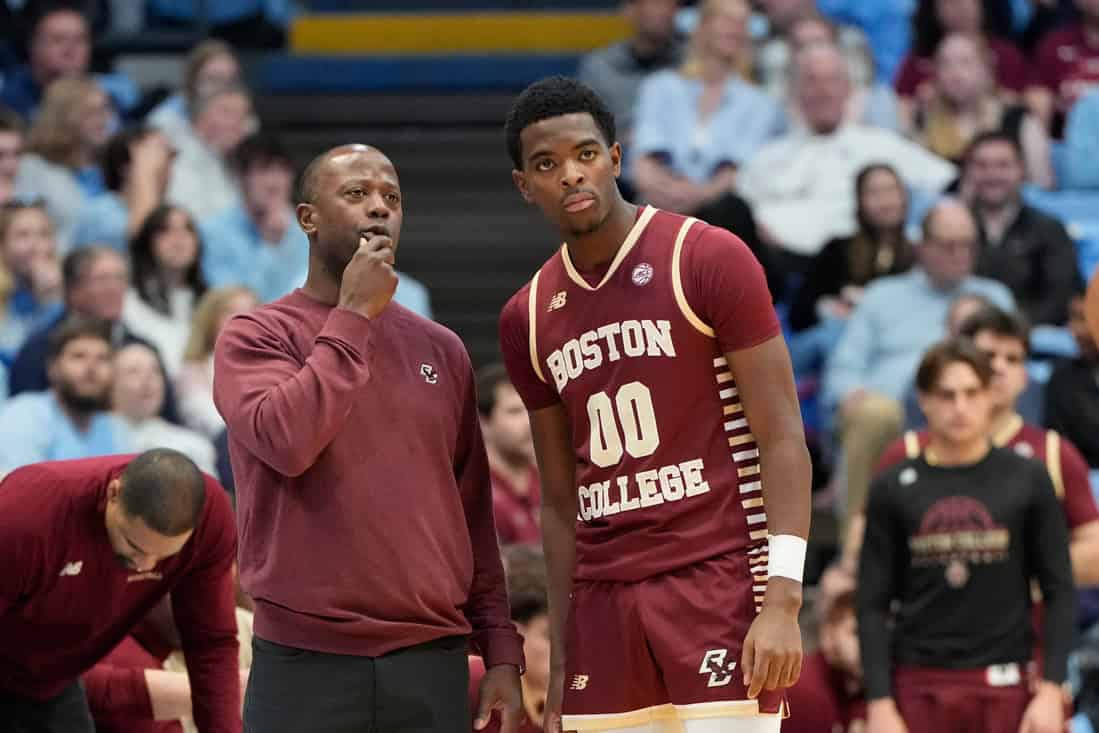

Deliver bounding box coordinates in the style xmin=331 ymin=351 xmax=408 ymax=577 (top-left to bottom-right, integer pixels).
xmin=296 ymin=202 xmax=317 ymax=235
xmin=512 ymin=169 xmax=534 ymax=204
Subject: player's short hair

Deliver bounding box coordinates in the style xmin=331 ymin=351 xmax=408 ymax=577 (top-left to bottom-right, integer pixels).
xmin=504 ymin=76 xmax=617 ymax=170
xmin=230 ymin=132 xmax=294 ymax=177
xmin=962 ymin=130 xmax=1024 ymax=169
xmin=119 ymin=449 xmax=206 ymax=536
xmin=503 ymin=545 xmax=548 ymax=624
xmin=957 ymin=305 xmax=1031 ymax=356
xmin=0 ymin=106 xmax=25 ymax=135
xmin=46 ymin=315 xmax=111 ymax=362
xmin=915 ymin=337 xmax=993 ymax=393
xmin=477 ymin=363 xmax=513 ymax=418
xmin=101 ymin=125 xmax=156 ymax=193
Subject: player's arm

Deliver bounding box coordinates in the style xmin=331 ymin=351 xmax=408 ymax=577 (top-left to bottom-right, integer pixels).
xmin=170 ymin=484 xmax=241 ymax=733
xmin=856 ymin=475 xmax=907 ymax=731
xmin=0 ymin=467 xmax=47 ymax=616
xmin=529 ymin=403 xmax=577 ymax=729
xmin=726 ymin=335 xmax=811 ymax=697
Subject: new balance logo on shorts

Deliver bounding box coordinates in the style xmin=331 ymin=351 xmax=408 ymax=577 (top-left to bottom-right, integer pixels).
xmin=699 ymin=649 xmax=737 ymax=688
xmin=569 ymin=675 xmax=589 ymax=691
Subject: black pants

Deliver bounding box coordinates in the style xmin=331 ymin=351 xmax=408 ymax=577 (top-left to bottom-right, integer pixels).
xmin=244 ymin=635 xmax=470 ymax=733
xmin=0 ymin=681 xmax=95 ymax=733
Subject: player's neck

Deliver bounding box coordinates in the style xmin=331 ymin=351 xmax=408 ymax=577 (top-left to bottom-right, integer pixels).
xmin=562 ymin=200 xmax=639 ymax=271
xmin=988 ymin=408 xmax=1021 ymax=442
xmin=925 ymin=434 xmax=991 ymax=466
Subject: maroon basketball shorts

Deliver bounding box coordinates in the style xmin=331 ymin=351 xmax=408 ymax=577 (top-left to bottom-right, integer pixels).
xmin=561 ymin=551 xmax=785 ymax=731
xmin=893 ymin=664 xmax=1030 ymax=733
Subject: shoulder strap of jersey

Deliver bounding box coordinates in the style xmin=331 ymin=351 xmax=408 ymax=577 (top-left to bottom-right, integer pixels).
xmin=670 ymin=217 xmax=714 ymax=337
xmin=904 ymin=431 xmax=921 ymax=459
xmin=1046 ymin=430 xmax=1064 ymax=499
xmin=527 ymin=269 xmax=548 ymax=385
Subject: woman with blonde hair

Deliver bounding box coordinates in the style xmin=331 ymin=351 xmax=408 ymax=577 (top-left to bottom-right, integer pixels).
xmin=631 ymin=0 xmax=784 ymax=214
xmin=148 ymin=40 xmax=243 ymax=146
xmin=176 ymin=285 xmax=258 ymax=438
xmin=14 ymin=76 xmax=112 ymax=246
xmin=0 ymin=199 xmax=62 ymax=360
xmin=909 ymin=33 xmax=1052 ymax=187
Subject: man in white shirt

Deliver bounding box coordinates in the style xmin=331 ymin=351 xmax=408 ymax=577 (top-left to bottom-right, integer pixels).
xmin=111 ymin=342 xmax=216 ymax=475
xmin=738 ymin=42 xmax=956 ymax=262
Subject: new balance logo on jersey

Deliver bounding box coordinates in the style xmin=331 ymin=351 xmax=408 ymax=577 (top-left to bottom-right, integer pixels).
xmin=699 ymin=649 xmax=736 ymax=688
xmin=569 ymin=675 xmax=589 ymax=691
xmin=58 ymin=561 xmax=82 ymax=577
xmin=547 ymin=291 xmax=568 ymax=312
xmin=546 ymin=320 xmax=676 ymax=392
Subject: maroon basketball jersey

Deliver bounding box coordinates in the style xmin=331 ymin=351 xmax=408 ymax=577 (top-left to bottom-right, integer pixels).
xmin=500 ymin=206 xmax=781 ymax=584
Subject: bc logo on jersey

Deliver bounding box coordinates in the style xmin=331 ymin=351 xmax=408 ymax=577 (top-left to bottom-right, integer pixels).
xmin=699 ymin=649 xmax=737 ymax=688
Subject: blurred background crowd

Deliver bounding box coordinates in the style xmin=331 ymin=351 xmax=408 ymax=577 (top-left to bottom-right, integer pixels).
xmin=3 ymin=0 xmax=1099 ymax=730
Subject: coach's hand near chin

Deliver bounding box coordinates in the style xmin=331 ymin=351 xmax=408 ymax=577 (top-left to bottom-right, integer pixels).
xmin=742 ymin=576 xmax=803 ymax=700
xmin=475 ymin=663 xmax=523 ymax=733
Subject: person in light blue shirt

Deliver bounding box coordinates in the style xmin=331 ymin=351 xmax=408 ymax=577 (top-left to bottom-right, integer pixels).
xmin=199 ymin=134 xmax=307 ymax=303
xmin=71 ymin=126 xmax=176 ymax=253
xmin=1063 ymin=88 xmax=1099 ymax=190
xmin=0 ymin=317 xmax=131 ymax=477
xmin=631 ymin=0 xmax=784 ymax=214
xmin=147 ymin=41 xmax=242 ymax=149
xmin=823 ymin=199 xmax=1014 ymax=525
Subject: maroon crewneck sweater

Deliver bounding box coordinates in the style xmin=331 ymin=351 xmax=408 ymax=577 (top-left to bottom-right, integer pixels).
xmin=213 ymin=291 xmax=523 ymax=668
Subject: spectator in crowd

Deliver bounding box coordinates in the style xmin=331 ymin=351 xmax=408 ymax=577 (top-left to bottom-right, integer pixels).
xmin=148 ymin=40 xmax=242 ymax=148
xmin=631 ymin=0 xmax=784 ymax=215
xmin=909 ymin=33 xmax=1053 ymax=187
xmin=738 ymin=42 xmax=956 ymax=262
xmin=112 ymin=343 xmax=216 ymax=476
xmin=14 ymin=76 xmax=111 ymax=246
xmin=858 ymin=338 xmax=1073 ymax=733
xmin=166 ymin=84 xmax=252 ymax=220
xmin=877 ymin=304 xmax=1099 ymax=587
xmin=754 ymin=0 xmax=881 ymax=114
xmin=200 ymin=133 xmax=307 ymax=304
xmin=787 ymin=163 xmax=914 ymax=373
xmin=1032 ymin=0 xmax=1099 ymax=134
xmin=0 ymin=106 xmax=24 ymax=205
xmin=776 ymin=15 xmax=899 ymax=131
xmin=823 ymin=200 xmax=1013 ymax=530
xmin=577 ymin=0 xmax=685 ymax=149
xmin=123 ymin=206 xmax=207 ymax=377
xmin=468 ymin=545 xmax=548 ymax=733
xmin=894 ymin=0 xmax=1034 ymax=127
xmin=0 ymin=317 xmax=130 ymax=476
xmin=963 ymin=130 xmax=1081 ymax=325
xmin=947 ymin=291 xmax=997 ymax=334
xmin=783 ymin=590 xmax=865 ymax=733
xmin=0 ymin=2 xmax=137 ymax=122
xmin=0 ymin=450 xmax=241 ymax=733
xmin=8 ymin=246 xmax=181 ymax=423
xmin=1046 ymin=294 xmax=1099 ymax=467
xmin=176 ymin=286 xmax=257 ymax=439
xmin=214 ymin=143 xmax=522 ymax=730
xmin=477 ymin=364 xmax=540 ymax=546
xmin=72 ymin=126 xmax=176 ymax=252
xmin=0 ymin=198 xmax=62 ymax=360
xmin=1062 ymin=86 xmax=1099 ymax=188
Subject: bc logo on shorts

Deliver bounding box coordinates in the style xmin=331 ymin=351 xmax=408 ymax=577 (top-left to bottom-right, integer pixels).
xmin=699 ymin=649 xmax=737 ymax=688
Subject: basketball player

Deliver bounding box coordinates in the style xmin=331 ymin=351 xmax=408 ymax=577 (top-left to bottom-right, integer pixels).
xmin=875 ymin=305 xmax=1099 ymax=586
xmin=858 ymin=338 xmax=1073 ymax=733
xmin=499 ymin=77 xmax=811 ymax=733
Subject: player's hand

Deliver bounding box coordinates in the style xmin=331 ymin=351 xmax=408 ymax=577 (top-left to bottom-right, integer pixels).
xmin=741 ymin=578 xmax=803 ymax=699
xmin=1018 ymin=681 xmax=1064 ymax=733
xmin=543 ymin=662 xmax=565 ymax=733
xmin=474 ymin=664 xmax=523 ymax=733
xmin=867 ymin=698 xmax=909 ymax=733
xmin=337 ymin=234 xmax=398 ymax=319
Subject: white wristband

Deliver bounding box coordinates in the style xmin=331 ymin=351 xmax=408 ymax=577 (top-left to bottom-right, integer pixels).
xmin=767 ymin=534 xmax=807 ymax=583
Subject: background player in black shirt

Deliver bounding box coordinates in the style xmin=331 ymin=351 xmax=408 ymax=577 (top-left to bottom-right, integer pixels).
xmin=857 ymin=338 xmax=1074 ymax=733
